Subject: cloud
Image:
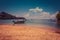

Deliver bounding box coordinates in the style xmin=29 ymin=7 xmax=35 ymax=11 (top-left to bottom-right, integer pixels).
xmin=50 ymin=11 xmax=59 ymax=19
xmin=24 ymin=12 xmax=30 ymax=18
xmin=24 ymin=7 xmax=57 ymax=19
xmin=29 ymin=7 xmax=43 ymax=13
xmin=39 ymin=12 xmax=51 ymax=19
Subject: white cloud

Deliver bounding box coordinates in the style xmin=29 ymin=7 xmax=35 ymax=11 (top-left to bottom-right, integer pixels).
xmin=39 ymin=12 xmax=51 ymax=19
xmin=50 ymin=11 xmax=59 ymax=19
xmin=24 ymin=7 xmax=57 ymax=19
xmin=24 ymin=12 xmax=30 ymax=18
xmin=29 ymin=7 xmax=43 ymax=13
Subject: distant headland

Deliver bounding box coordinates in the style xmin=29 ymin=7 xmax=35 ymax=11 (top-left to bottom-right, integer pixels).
xmin=0 ymin=12 xmax=26 ymax=20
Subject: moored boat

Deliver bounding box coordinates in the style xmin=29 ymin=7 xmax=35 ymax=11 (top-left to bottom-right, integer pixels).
xmin=12 ymin=17 xmax=26 ymax=24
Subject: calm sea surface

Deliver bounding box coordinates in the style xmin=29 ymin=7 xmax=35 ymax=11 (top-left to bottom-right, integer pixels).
xmin=0 ymin=19 xmax=60 ymax=28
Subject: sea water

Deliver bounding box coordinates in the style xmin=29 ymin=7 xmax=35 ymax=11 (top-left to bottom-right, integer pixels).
xmin=26 ymin=19 xmax=57 ymax=27
xmin=0 ymin=19 xmax=56 ymax=27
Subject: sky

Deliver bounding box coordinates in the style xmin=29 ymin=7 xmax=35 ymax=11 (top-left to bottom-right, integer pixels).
xmin=0 ymin=0 xmax=60 ymax=19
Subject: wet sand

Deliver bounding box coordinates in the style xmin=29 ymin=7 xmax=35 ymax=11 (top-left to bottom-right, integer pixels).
xmin=0 ymin=24 xmax=60 ymax=40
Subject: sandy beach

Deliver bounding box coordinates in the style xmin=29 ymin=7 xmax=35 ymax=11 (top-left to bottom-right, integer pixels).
xmin=0 ymin=24 xmax=60 ymax=40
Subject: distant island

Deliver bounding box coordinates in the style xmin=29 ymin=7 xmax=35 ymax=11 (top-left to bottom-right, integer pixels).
xmin=0 ymin=12 xmax=26 ymax=20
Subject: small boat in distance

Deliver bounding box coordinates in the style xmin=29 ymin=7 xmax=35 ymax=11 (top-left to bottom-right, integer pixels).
xmin=12 ymin=17 xmax=26 ymax=24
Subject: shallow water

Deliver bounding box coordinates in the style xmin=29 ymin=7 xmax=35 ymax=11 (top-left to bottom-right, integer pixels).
xmin=0 ymin=19 xmax=59 ymax=28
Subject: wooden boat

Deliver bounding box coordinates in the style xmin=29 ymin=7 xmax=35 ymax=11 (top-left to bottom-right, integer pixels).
xmin=13 ymin=21 xmax=25 ymax=24
xmin=12 ymin=17 xmax=26 ymax=24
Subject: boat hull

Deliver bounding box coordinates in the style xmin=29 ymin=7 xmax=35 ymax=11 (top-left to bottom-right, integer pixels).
xmin=13 ymin=21 xmax=25 ymax=24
